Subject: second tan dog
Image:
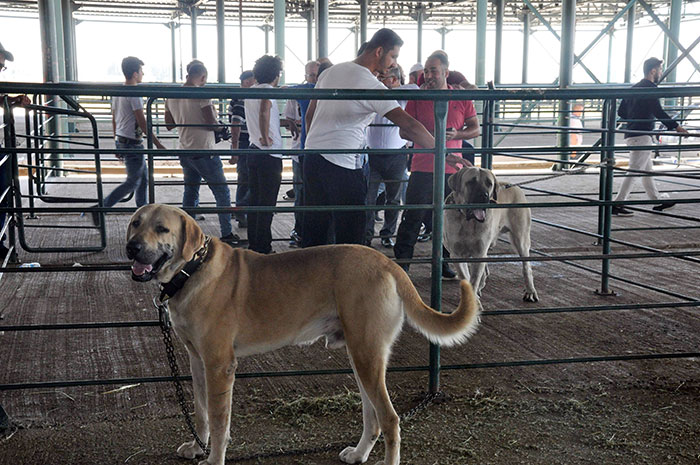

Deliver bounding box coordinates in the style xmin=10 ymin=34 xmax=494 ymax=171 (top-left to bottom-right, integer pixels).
xmin=443 ymin=166 xmax=539 ymax=302
xmin=126 ymin=204 xmax=479 ymax=465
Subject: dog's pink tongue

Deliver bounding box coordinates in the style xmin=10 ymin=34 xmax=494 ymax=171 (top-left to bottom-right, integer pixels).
xmin=473 ymin=209 xmax=486 ymax=221
xmin=132 ymin=261 xmax=153 ymax=276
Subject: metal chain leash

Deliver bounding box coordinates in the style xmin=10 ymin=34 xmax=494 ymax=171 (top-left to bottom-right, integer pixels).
xmin=156 ymin=299 xmax=210 ymax=455
xmin=156 ymin=298 xmax=447 ymax=462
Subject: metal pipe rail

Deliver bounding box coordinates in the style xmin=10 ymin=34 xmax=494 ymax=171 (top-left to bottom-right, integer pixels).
xmin=1 ymin=83 xmax=699 ymax=398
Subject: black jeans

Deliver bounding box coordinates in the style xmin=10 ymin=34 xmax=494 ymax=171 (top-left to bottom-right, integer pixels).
xmin=301 ymin=153 xmax=367 ymax=247
xmin=248 ymin=149 xmax=282 ymax=254
xmin=365 ymin=153 xmax=408 ymax=242
xmin=234 ymin=152 xmax=250 ymax=223
xmin=394 ymin=171 xmax=453 ymax=264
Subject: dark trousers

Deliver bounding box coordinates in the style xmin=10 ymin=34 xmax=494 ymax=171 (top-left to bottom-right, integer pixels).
xmin=394 ymin=171 xmax=453 ymax=264
xmin=365 ymin=154 xmax=408 ymax=242
xmin=301 ymin=153 xmax=367 ymax=247
xmin=0 ymin=150 xmax=9 ymax=244
xmin=292 ymin=158 xmax=304 ymax=235
xmin=235 ymin=153 xmax=250 ymax=222
xmin=248 ymin=151 xmax=282 ymax=254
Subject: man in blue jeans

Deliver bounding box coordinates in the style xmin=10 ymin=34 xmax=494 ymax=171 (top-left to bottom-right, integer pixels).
xmin=92 ymin=56 xmax=165 ymax=226
xmin=165 ymin=61 xmax=244 ymax=246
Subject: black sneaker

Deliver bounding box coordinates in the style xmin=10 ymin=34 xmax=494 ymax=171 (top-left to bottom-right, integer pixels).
xmin=380 ymin=237 xmax=395 ymax=248
xmin=282 ymin=189 xmax=295 ymax=200
xmin=220 ymin=233 xmax=247 ymax=247
xmin=441 ymin=263 xmax=457 ymax=280
xmin=652 ymin=201 xmax=676 ymax=212
xmin=236 ymin=217 xmax=248 ymax=228
xmin=612 ymin=206 xmax=634 ymax=217
xmin=289 ymin=230 xmax=302 ymax=248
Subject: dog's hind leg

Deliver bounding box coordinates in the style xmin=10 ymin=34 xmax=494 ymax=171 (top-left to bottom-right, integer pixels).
xmin=177 ymin=350 xmax=210 ymax=459
xmin=343 ymin=345 xmax=400 ymax=465
xmin=200 ymin=349 xmax=237 ymax=465
xmin=509 ymin=229 xmax=538 ymax=302
xmin=339 ymin=355 xmax=380 ymax=464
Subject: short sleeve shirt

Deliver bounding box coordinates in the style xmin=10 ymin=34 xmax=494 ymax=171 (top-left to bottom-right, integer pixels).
xmin=165 ymin=97 xmax=216 ymax=150
xmin=305 ymin=61 xmax=400 ymax=170
xmin=113 ymin=95 xmax=144 ymax=140
xmin=405 ymin=86 xmax=476 ymax=174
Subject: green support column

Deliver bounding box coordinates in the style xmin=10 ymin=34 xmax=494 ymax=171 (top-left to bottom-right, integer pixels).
xmin=557 ymin=0 xmax=576 ymax=170
xmin=417 ymin=7 xmax=424 ymax=63
xmin=475 ymin=0 xmax=487 ymax=85
xmin=61 ymin=0 xmax=76 ymax=81
xmin=274 ymin=0 xmax=285 ymax=83
xmin=305 ymin=10 xmax=314 ymax=60
xmin=522 ymin=9 xmax=530 ymax=84
xmin=261 ymin=24 xmax=272 ymax=54
xmin=216 ymin=0 xmax=225 ymax=84
xmin=170 ymin=22 xmax=177 ymax=82
xmin=37 ymin=0 xmax=62 ymax=174
xmin=494 ymin=0 xmax=504 ymax=124
xmin=359 ymin=0 xmax=368 ymax=44
xmin=666 ymin=0 xmax=682 ymax=83
xmin=624 ymin=0 xmax=635 ymax=83
xmin=437 ymin=26 xmax=450 ymax=50
xmin=317 ymin=0 xmax=329 ymax=58
xmin=190 ymin=6 xmax=198 ymax=59
xmin=607 ymin=30 xmax=614 ymax=83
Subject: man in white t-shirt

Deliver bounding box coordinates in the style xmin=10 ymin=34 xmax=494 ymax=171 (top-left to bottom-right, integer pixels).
xmin=93 ymin=56 xmax=165 ymax=226
xmin=165 ymin=61 xmax=242 ymax=246
xmin=302 ymin=28 xmax=435 ymax=247
xmin=244 ymin=55 xmax=298 ymax=254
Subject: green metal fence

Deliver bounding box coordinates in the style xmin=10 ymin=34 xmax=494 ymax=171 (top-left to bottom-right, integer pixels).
xmin=1 ymin=82 xmax=700 ymax=395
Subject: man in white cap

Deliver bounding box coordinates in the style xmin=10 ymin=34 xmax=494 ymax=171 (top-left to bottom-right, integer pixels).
xmin=0 ymin=42 xmax=30 ymax=261
xmin=407 ymin=63 xmax=423 ymax=88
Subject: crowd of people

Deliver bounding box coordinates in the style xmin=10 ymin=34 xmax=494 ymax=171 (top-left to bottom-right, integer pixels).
xmin=0 ymin=32 xmax=689 ymax=267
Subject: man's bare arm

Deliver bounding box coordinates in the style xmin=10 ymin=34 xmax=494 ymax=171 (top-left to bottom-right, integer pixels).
xmin=134 ymin=108 xmax=165 ymax=149
xmin=305 ymin=99 xmax=318 ymax=135
xmin=164 ymin=109 xmax=175 ymax=131
xmin=201 ymin=104 xmax=218 ymax=128
xmin=258 ymin=99 xmax=272 ymax=147
xmin=385 ymin=107 xmax=435 ymax=149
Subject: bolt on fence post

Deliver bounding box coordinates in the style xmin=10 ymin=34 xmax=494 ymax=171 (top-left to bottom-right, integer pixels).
xmin=429 ymin=99 xmax=448 ymax=393
xmin=147 ymin=97 xmax=156 ymax=204
xmin=598 ymin=98 xmax=617 ymax=296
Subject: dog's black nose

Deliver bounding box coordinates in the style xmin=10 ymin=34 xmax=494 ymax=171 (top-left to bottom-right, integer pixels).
xmin=126 ymin=240 xmax=142 ymax=259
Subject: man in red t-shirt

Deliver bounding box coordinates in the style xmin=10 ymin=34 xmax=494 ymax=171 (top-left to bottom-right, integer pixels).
xmin=394 ymin=51 xmax=480 ymax=278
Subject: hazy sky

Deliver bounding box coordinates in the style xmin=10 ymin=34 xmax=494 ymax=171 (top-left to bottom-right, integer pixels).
xmin=1 ymin=8 xmax=699 ymax=85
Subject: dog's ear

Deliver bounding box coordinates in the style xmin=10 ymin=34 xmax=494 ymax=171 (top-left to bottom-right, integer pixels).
xmin=448 ymin=168 xmax=468 ymax=194
xmin=180 ymin=214 xmax=203 ymax=260
xmin=491 ymin=182 xmax=499 ymax=202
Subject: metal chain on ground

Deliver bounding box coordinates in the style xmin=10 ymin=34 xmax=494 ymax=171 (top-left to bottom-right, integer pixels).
xmin=157 ymin=299 xmax=447 ymax=462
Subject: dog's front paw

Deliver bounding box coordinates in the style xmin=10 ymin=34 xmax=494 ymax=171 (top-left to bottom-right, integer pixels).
xmin=523 ymin=290 xmax=539 ymax=302
xmin=177 ymin=440 xmax=205 ymax=459
xmin=340 ymin=446 xmax=369 ymax=464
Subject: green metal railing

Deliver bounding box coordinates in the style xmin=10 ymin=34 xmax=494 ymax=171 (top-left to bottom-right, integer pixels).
xmin=1 ymin=82 xmax=700 ymax=395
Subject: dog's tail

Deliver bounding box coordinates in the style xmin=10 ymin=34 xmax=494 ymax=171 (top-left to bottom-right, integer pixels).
xmin=397 ymin=274 xmax=480 ymax=347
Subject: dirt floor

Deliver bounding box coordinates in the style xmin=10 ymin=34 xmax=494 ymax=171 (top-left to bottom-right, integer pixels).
xmin=1 ymin=170 xmax=700 ymax=464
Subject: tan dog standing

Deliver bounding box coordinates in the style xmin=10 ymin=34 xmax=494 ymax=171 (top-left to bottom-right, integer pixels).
xmin=126 ymin=204 xmax=480 ymax=465
xmin=443 ymin=167 xmax=538 ymax=302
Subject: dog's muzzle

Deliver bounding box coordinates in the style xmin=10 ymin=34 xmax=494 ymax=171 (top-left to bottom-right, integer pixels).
xmin=126 ymin=239 xmax=171 ymax=282
xmin=465 ymin=192 xmax=491 ymax=223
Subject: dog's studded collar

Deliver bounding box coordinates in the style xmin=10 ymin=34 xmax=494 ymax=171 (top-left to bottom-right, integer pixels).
xmin=159 ymin=236 xmax=211 ymax=302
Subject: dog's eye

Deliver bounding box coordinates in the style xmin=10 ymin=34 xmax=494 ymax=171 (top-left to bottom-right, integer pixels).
xmin=132 ymin=220 xmax=141 ymax=228
xmin=156 ymin=225 xmax=170 ymax=234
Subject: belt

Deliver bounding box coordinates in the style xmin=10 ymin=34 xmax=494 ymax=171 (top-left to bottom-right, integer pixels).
xmin=116 ymin=136 xmax=142 ymax=145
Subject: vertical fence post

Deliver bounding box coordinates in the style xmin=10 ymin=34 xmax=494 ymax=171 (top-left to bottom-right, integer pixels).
xmin=481 ymin=98 xmax=492 ymax=169
xmin=146 ymin=97 xmax=156 ymax=204
xmin=428 ymin=100 xmax=448 ymax=393
xmin=598 ymin=98 xmax=617 ymax=296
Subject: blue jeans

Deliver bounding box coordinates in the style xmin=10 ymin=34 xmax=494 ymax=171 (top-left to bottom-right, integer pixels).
xmin=179 ymin=155 xmax=232 ymax=237
xmin=104 ymin=141 xmax=147 ymax=208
